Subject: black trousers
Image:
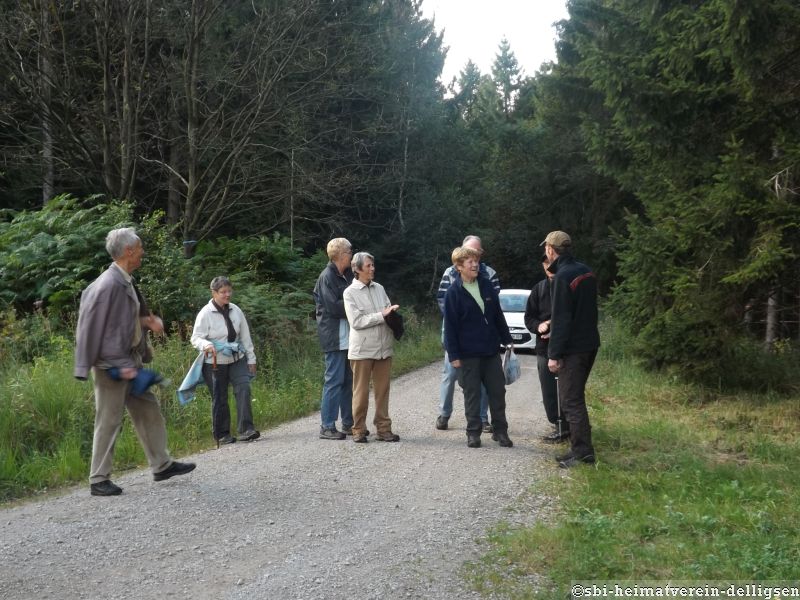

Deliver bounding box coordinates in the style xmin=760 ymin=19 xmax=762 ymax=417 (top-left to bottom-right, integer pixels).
xmin=536 ymin=352 xmax=564 ymax=427
xmin=558 ymin=350 xmax=597 ymax=457
xmin=458 ymin=354 xmax=508 ymax=436
xmin=202 ymin=357 xmax=254 ymax=438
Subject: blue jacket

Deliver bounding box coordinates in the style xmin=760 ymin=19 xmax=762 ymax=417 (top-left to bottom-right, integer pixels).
xmin=436 ymin=262 xmax=500 ymax=315
xmin=443 ymin=274 xmax=512 ymax=361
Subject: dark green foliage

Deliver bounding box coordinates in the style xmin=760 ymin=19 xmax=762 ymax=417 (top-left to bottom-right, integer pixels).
xmin=559 ymin=0 xmax=800 ymax=385
xmin=0 ymin=195 xmax=134 ymax=312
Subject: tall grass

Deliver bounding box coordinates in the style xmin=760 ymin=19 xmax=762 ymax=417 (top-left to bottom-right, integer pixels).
xmin=465 ymin=318 xmax=800 ymax=597
xmin=0 ymin=312 xmax=442 ymax=503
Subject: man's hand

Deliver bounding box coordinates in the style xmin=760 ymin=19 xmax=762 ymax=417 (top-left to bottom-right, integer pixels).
xmin=142 ymin=314 xmax=164 ymax=335
xmin=548 ymin=358 xmax=562 ymax=373
xmin=118 ymin=367 xmax=138 ymax=380
xmin=451 ymin=359 xmax=462 ymax=368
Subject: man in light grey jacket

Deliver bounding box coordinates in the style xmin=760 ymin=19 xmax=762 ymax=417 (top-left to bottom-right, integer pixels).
xmin=74 ymin=227 xmax=195 ymax=496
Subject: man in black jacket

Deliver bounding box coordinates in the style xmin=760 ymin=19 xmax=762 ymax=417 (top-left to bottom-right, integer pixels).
xmin=524 ymin=254 xmax=569 ymax=443
xmin=543 ymin=231 xmax=600 ymax=467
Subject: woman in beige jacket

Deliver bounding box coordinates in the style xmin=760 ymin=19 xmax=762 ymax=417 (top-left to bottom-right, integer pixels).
xmin=343 ymin=252 xmax=400 ymax=443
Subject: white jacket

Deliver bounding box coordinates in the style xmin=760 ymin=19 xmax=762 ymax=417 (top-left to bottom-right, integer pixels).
xmin=343 ymin=279 xmax=394 ymax=360
xmin=190 ymin=300 xmax=256 ymax=365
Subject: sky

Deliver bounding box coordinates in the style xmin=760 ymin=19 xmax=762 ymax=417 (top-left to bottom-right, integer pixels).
xmin=419 ymin=0 xmax=570 ymax=85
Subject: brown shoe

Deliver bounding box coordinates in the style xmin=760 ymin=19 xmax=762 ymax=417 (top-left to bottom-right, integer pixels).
xmin=375 ymin=432 xmax=400 ymax=442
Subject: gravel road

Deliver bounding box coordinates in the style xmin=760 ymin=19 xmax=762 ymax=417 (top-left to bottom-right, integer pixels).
xmin=0 ymin=353 xmax=559 ymax=600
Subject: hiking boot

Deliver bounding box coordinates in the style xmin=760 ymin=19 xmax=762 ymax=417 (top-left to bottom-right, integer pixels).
xmin=541 ymin=429 xmax=570 ymax=444
xmin=482 ymin=421 xmax=494 ymax=433
xmin=557 ymin=453 xmax=595 ymax=468
xmin=467 ymin=435 xmax=481 ymax=448
xmin=491 ymin=432 xmax=514 ymax=447
xmin=435 ymin=416 xmax=449 ymax=430
xmin=153 ymin=461 xmax=196 ymax=481
xmin=90 ymin=480 xmax=122 ymax=496
xmin=374 ymin=432 xmax=400 ymax=442
xmin=342 ymin=426 xmax=369 ymax=436
xmin=319 ymin=427 xmax=346 ymax=440
xmin=239 ymin=430 xmax=261 ymax=442
xmin=353 ymin=434 xmax=368 ymax=443
xmin=217 ymin=434 xmax=236 ymax=445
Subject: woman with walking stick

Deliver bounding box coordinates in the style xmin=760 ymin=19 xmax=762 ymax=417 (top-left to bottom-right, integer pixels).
xmin=191 ymin=276 xmax=260 ymax=445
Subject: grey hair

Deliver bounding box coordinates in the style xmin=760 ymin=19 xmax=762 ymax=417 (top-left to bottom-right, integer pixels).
xmin=105 ymin=227 xmax=141 ymax=259
xmin=462 ymin=234 xmax=481 ymax=245
xmin=210 ymin=276 xmax=233 ymax=292
xmin=351 ymin=251 xmax=374 ymax=278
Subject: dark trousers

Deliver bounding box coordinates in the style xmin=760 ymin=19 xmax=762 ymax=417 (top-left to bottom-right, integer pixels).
xmin=559 ymin=350 xmax=597 ymax=457
xmin=202 ymin=357 xmax=254 ymax=438
xmin=536 ymin=352 xmax=563 ymax=427
xmin=458 ymin=354 xmax=508 ymax=436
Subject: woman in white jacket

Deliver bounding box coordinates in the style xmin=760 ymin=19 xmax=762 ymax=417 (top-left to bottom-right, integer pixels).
xmin=190 ymin=276 xmax=259 ymax=445
xmin=343 ymin=252 xmax=400 ymax=443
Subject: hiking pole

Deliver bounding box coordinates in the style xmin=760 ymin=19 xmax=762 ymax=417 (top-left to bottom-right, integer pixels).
xmin=208 ymin=349 xmax=220 ymax=450
xmin=555 ymin=374 xmax=562 ymax=439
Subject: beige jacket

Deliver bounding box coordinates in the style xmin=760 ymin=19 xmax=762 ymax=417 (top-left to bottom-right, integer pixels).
xmin=343 ymin=279 xmax=394 ymax=360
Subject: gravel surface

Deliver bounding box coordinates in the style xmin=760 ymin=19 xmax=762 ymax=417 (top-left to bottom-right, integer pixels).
xmin=0 ymin=354 xmax=559 ymax=600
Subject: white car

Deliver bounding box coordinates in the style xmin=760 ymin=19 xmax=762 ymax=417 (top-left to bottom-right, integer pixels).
xmin=498 ymin=289 xmax=536 ymax=350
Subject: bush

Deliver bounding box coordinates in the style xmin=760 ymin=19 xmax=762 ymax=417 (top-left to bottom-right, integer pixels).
xmin=0 ymin=195 xmax=134 ymax=314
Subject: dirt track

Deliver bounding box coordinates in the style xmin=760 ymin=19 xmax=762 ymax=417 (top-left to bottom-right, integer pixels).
xmin=0 ymin=354 xmax=557 ymax=600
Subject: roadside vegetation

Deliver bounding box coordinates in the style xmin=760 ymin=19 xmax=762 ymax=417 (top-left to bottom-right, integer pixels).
xmin=0 ymin=200 xmax=442 ymax=503
xmin=466 ymin=318 xmax=800 ymax=597
xmin=0 ymin=311 xmax=441 ymax=504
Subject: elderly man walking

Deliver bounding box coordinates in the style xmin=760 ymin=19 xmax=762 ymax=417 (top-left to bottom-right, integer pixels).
xmin=542 ymin=231 xmax=600 ymax=468
xmin=74 ymin=227 xmax=196 ymax=496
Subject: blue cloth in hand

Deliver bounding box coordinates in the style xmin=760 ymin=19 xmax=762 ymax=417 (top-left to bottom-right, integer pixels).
xmin=107 ymin=367 xmax=164 ymax=396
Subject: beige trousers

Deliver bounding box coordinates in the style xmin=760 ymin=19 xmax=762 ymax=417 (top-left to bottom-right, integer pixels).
xmin=89 ymin=368 xmax=172 ymax=484
xmin=350 ymin=358 xmax=392 ymax=436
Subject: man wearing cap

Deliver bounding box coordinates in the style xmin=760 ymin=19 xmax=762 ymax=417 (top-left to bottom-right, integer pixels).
xmin=542 ymin=231 xmax=600 ymax=468
xmin=524 ymin=253 xmax=569 ymax=443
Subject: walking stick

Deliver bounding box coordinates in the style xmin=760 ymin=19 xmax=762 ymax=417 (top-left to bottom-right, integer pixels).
xmin=555 ymin=374 xmax=562 ymax=439
xmin=208 ymin=350 xmax=220 ymax=449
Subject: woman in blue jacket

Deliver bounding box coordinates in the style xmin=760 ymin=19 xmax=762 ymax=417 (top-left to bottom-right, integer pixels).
xmin=443 ymin=246 xmax=514 ymax=449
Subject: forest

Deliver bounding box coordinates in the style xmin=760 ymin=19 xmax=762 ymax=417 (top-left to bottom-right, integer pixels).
xmin=2 ymin=0 xmax=800 ymax=389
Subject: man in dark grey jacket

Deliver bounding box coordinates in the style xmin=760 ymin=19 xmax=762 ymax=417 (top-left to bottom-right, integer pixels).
xmin=524 ymin=254 xmax=569 ymax=443
xmin=74 ymin=227 xmax=195 ymax=496
xmin=313 ymin=237 xmax=355 ymax=440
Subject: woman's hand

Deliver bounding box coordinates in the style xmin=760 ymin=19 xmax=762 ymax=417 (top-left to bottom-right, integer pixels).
xmin=248 ymin=364 xmax=257 ymax=376
xmin=382 ymin=304 xmax=400 ymax=317
xmin=204 ymin=344 xmax=216 ymax=356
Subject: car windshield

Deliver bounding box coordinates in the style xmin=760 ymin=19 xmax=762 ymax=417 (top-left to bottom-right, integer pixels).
xmin=499 ymin=294 xmax=527 ymax=313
